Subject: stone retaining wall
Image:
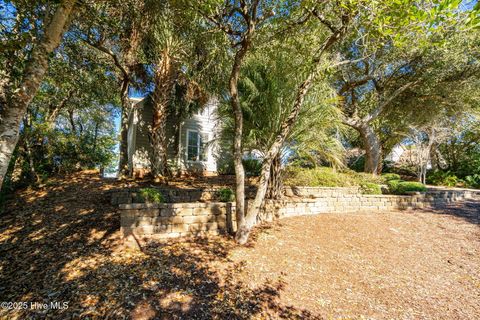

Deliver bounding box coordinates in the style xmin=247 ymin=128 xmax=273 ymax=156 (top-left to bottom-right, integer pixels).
xmin=120 ymin=188 xmax=479 ymax=241
xmin=260 ymin=190 xmax=478 ymax=221
xmin=111 ymin=187 xmax=257 ymax=205
xmin=120 ymin=202 xmax=234 ymax=240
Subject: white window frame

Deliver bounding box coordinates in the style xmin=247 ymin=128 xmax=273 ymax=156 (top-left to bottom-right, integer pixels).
xmin=186 ymin=129 xmax=204 ymax=162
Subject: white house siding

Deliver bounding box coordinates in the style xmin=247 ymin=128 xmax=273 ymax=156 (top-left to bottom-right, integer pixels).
xmin=178 ymin=99 xmax=221 ymax=173
xmin=128 ymin=98 xmax=221 ymax=174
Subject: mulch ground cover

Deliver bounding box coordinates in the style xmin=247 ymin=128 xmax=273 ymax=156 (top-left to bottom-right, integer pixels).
xmin=0 ymin=171 xmax=478 ymax=319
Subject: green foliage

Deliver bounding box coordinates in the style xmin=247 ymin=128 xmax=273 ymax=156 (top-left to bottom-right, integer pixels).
xmin=242 ymin=159 xmax=262 ymax=177
xmin=387 ymin=179 xmax=401 ymax=193
xmin=437 ymin=116 xmax=480 ymax=178
xmin=396 ymin=181 xmax=427 ymax=194
xmin=5 ymin=21 xmax=120 ymax=189
xmin=337 ymin=5 xmax=480 ymax=176
xmin=3 ymin=0 xmax=478 ymax=196
xmin=217 ymin=159 xmax=235 ymax=175
xmin=217 ymin=188 xmax=234 ymax=202
xmin=382 ymin=173 xmax=401 ymax=181
xmin=464 ymin=174 xmax=480 ymax=189
xmin=348 ymin=155 xmax=365 ymax=173
xmin=389 ymin=180 xmax=427 ymax=194
xmin=218 ymin=37 xmax=344 ymax=171
xmin=360 ymin=182 xmax=382 ymax=195
xmin=137 ymin=188 xmax=164 ymax=203
xmin=284 ymin=166 xmax=384 ymax=188
xmin=427 ymin=171 xmax=459 ymax=187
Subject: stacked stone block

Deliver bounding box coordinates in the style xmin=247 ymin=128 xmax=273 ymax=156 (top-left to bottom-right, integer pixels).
xmin=119 ymin=188 xmax=479 ymax=240
xmin=120 ymin=202 xmax=235 ymax=240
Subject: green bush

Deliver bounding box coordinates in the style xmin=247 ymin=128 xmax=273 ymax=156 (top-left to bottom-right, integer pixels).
xmin=283 ymin=166 xmax=384 ymax=187
xmin=138 ymin=188 xmax=164 ymax=203
xmin=218 ymin=188 xmax=235 ymax=202
xmin=218 ymin=159 xmax=235 ymax=175
xmin=360 ymin=182 xmax=382 ymax=195
xmin=382 ymin=173 xmax=401 ymax=181
xmin=465 ymin=174 xmax=480 ymax=188
xmin=390 ymin=181 xmax=427 ymax=195
xmin=348 ymin=155 xmax=365 ymax=172
xmin=387 ymin=179 xmax=401 ymax=193
xmin=242 ymin=158 xmax=262 ymax=176
xmin=427 ymin=170 xmax=459 ymax=187
xmin=284 ymin=166 xmax=347 ymax=187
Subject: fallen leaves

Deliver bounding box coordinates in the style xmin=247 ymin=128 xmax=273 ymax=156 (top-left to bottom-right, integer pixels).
xmin=1 ymin=170 xmax=478 ymax=319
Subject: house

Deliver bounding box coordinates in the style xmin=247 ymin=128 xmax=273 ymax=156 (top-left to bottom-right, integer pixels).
xmin=124 ymin=97 xmax=223 ymax=176
xmin=385 ymin=143 xmax=434 ymax=169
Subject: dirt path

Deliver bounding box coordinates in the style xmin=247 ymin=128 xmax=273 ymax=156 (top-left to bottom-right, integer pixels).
xmin=0 ymin=171 xmax=478 ymax=319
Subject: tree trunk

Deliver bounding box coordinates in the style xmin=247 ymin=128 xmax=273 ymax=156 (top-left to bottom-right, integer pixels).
xmin=151 ymin=52 xmax=176 ymax=178
xmin=358 ymin=124 xmax=383 ymax=175
xmin=266 ymin=153 xmax=282 ymax=199
xmin=24 ymin=136 xmax=40 ymax=185
xmin=92 ymin=121 xmax=99 ymax=156
xmin=21 ymin=115 xmax=40 ymax=184
xmin=234 ymin=23 xmax=348 ymax=244
xmin=68 ymin=108 xmax=77 ymax=134
xmin=236 ymin=67 xmax=319 ymax=244
xmin=118 ymin=76 xmax=131 ymax=177
xmin=46 ymin=89 xmax=74 ymax=130
xmin=0 ymin=0 xmax=76 ymax=189
xmin=171 ymin=119 xmax=182 ymax=175
xmin=230 ymin=47 xmax=249 ymax=243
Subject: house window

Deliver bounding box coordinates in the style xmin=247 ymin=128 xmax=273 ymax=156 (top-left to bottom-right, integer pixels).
xmin=187 ymin=130 xmax=204 ymax=161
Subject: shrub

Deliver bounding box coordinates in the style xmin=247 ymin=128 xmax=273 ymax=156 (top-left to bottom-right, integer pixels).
xmin=218 ymin=188 xmax=235 ymax=202
xmin=137 ymin=188 xmax=164 ymax=203
xmin=465 ymin=174 xmax=480 ymax=188
xmin=284 ymin=166 xmax=349 ymax=187
xmin=387 ymin=179 xmax=401 ymax=193
xmin=353 ymin=172 xmax=385 ymax=185
xmin=360 ymin=182 xmax=382 ymax=195
xmin=283 ymin=166 xmax=384 ymax=187
xmin=347 ymin=155 xmax=365 ymax=172
xmin=218 ymin=159 xmax=235 ymax=175
xmin=242 ymin=158 xmax=262 ymax=176
xmin=391 ymin=181 xmax=427 ymax=195
xmin=382 ymin=173 xmax=401 ymax=181
xmin=427 ymin=170 xmax=459 ymax=187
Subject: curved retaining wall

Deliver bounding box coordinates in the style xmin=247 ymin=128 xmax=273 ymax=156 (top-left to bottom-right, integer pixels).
xmin=112 ymin=185 xmax=359 ymax=205
xmin=120 ymin=188 xmax=479 ymax=241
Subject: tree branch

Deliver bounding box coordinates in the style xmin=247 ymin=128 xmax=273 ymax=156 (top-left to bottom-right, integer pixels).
xmin=83 ymin=39 xmax=129 ymax=81
xmin=363 ymin=80 xmax=419 ymax=124
xmin=311 ymin=8 xmax=337 ymax=33
xmin=339 ymin=76 xmax=373 ymax=94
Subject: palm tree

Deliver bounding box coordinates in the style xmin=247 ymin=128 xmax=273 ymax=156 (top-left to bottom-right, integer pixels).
xmin=219 ymin=54 xmax=345 ymax=198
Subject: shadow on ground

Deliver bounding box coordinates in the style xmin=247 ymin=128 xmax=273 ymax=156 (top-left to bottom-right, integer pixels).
xmin=422 ymin=198 xmax=479 ymax=225
xmin=0 ymin=171 xmax=317 ymax=319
